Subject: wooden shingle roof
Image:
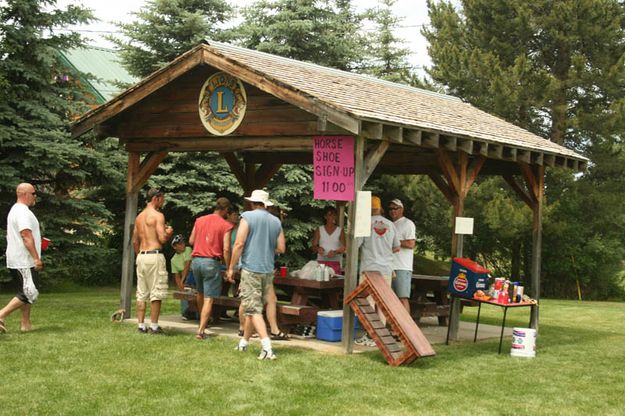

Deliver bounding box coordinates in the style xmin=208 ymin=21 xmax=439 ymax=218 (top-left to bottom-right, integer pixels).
xmin=71 ymin=41 xmax=587 ymax=171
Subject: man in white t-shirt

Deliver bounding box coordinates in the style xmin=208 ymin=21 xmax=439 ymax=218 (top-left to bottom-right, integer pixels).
xmin=388 ymin=198 xmax=416 ymax=314
xmin=355 ymin=195 xmax=400 ymax=347
xmin=0 ymin=183 xmax=43 ymax=334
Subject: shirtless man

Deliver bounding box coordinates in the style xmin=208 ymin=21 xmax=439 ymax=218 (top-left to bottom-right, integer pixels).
xmin=132 ymin=188 xmax=173 ymax=334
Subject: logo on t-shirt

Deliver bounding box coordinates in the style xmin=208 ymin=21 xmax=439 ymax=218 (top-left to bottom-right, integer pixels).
xmin=372 ymin=220 xmax=389 ymax=236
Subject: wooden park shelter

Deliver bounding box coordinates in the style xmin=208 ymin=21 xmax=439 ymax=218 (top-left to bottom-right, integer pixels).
xmin=71 ymin=41 xmax=587 ymax=352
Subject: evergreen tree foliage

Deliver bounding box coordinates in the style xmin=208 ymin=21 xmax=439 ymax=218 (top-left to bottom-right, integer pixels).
xmin=234 ymin=0 xmax=365 ymax=70
xmin=110 ymin=0 xmax=234 ymax=78
xmin=361 ymin=0 xmax=415 ymax=85
xmin=422 ymin=0 xmax=625 ymax=298
xmin=0 ymin=0 xmax=123 ymax=285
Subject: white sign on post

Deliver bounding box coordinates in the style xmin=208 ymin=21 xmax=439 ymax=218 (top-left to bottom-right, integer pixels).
xmin=455 ymin=217 xmax=474 ymax=235
xmin=354 ymin=191 xmax=372 ymax=237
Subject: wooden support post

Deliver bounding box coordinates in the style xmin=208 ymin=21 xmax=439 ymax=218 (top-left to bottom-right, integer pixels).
xmin=529 ymin=166 xmax=544 ymax=329
xmin=505 ymin=163 xmax=545 ymax=329
xmin=120 ymin=153 xmax=140 ymax=318
xmin=342 ymin=135 xmax=365 ymax=353
xmin=433 ymin=151 xmax=485 ymax=341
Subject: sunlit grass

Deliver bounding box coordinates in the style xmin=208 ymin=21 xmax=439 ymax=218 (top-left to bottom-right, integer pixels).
xmin=1 ymin=289 xmax=624 ymax=415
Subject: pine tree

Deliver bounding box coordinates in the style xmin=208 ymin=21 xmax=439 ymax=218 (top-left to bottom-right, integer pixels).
xmin=361 ymin=0 xmax=414 ymax=84
xmin=422 ymin=0 xmax=625 ymax=298
xmin=0 ymin=0 xmax=123 ymax=284
xmin=234 ymin=0 xmax=365 ymax=71
xmin=110 ymin=0 xmax=234 ymax=78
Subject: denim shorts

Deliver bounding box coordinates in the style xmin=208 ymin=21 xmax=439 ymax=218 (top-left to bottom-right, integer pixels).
xmin=191 ymin=257 xmax=222 ymax=298
xmin=392 ymin=269 xmax=412 ymax=298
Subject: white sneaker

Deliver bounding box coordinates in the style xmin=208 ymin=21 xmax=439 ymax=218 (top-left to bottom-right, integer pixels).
xmin=258 ymin=349 xmax=277 ymax=360
xmin=235 ymin=344 xmax=248 ymax=352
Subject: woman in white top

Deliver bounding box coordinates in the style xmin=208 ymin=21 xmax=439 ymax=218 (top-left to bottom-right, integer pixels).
xmin=311 ymin=206 xmax=346 ymax=274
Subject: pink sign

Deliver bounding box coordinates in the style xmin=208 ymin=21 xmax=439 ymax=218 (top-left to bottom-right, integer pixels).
xmin=313 ymin=136 xmax=354 ymax=201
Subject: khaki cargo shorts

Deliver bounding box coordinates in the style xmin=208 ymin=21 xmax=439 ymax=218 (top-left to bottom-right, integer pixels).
xmin=239 ymin=269 xmax=273 ymax=315
xmin=136 ymin=253 xmax=168 ymax=302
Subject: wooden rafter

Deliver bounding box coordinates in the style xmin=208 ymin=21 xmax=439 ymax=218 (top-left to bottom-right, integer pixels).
xmin=129 ymin=151 xmax=169 ymax=193
xmin=363 ymin=141 xmax=390 ymax=184
xmin=503 ymin=175 xmax=534 ymax=208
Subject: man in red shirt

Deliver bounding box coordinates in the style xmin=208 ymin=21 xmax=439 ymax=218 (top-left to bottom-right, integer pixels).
xmin=189 ymin=197 xmax=233 ymax=339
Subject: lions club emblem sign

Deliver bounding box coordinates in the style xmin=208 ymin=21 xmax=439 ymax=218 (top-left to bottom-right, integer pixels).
xmin=198 ymin=72 xmax=247 ymax=136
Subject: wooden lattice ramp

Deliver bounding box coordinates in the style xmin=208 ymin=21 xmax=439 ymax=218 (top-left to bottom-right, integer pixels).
xmin=345 ymin=271 xmax=435 ymax=366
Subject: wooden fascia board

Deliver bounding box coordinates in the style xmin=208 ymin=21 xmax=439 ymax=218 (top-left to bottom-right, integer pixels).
xmin=71 ymin=47 xmax=205 ymax=139
xmin=200 ymin=47 xmax=360 ymax=135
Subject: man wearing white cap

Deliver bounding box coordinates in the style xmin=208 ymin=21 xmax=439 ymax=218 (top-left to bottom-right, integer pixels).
xmin=227 ymin=189 xmax=286 ymax=360
xmin=388 ymin=198 xmax=416 ymax=314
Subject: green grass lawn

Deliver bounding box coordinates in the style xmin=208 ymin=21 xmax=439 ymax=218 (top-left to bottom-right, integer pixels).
xmin=1 ymin=288 xmax=624 ymax=415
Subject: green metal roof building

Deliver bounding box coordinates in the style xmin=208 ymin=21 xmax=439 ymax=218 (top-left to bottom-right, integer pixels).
xmin=59 ymin=45 xmax=138 ymax=103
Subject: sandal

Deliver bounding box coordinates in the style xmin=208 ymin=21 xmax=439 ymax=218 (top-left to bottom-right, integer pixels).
xmin=270 ymin=331 xmax=290 ymax=341
xmin=195 ymin=332 xmax=208 ymax=340
xmin=0 ymin=319 xmax=6 ymax=334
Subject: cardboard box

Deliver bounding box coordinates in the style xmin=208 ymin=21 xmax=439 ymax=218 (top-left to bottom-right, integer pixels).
xmin=447 ymin=257 xmax=490 ymax=298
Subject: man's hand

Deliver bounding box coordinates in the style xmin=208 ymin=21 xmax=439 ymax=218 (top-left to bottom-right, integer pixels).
xmin=34 ymin=258 xmax=43 ymax=271
xmin=225 ymin=268 xmax=236 ymax=283
xmin=165 ymin=225 xmax=174 ymax=238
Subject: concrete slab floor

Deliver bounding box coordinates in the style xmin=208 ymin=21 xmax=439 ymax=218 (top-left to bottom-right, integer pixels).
xmin=125 ymin=314 xmax=513 ymax=355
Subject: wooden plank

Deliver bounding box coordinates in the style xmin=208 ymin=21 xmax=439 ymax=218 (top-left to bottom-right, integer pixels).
xmin=530 ymin=165 xmax=545 ymax=329
xmin=255 ymin=163 xmax=282 ymax=189
xmin=383 ymin=125 xmax=403 ymax=143
xmin=361 ymin=121 xmax=382 ymax=140
xmin=475 ymin=141 xmax=488 ymax=157
xmin=488 ymin=143 xmax=503 ymax=159
xmin=428 ymin=174 xmax=455 ymax=204
xmin=125 ymin=137 xmax=312 ymax=153
xmin=531 ymin=152 xmax=544 ymax=166
xmin=543 ymin=153 xmax=556 ymax=167
xmin=437 ymin=149 xmax=460 ymax=195
xmin=363 ymin=141 xmax=389 ymax=184
xmin=403 ymin=129 xmax=422 ymax=146
xmin=503 ymin=175 xmax=534 ymax=208
xmin=517 ymin=149 xmax=531 ymax=164
xmin=130 ymin=151 xmax=169 ymax=193
xmin=442 ymin=135 xmax=457 ymax=151
xmin=422 ymin=132 xmax=440 ymax=148
xmin=457 ymin=138 xmax=473 ymax=154
xmin=223 ymin=153 xmax=247 ymax=191
xmin=502 ymin=146 xmax=517 ymax=161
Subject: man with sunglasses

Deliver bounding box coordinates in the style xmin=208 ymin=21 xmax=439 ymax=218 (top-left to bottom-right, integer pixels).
xmin=388 ymin=199 xmax=416 ymax=315
xmin=0 ymin=183 xmax=42 ymax=334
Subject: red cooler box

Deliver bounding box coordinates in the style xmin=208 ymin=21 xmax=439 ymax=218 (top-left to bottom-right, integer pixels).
xmin=448 ymin=258 xmax=490 ymax=298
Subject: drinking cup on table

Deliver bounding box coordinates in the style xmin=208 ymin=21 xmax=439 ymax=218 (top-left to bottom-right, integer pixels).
xmin=280 ymin=266 xmax=288 ymax=277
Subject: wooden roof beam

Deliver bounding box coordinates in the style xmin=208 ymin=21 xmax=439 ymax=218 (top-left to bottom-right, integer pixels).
xmin=422 ymin=132 xmax=440 ymax=148
xmin=457 ymin=138 xmax=473 ymax=154
xmin=441 ymin=135 xmax=457 ymax=151
xmin=361 ymin=121 xmax=383 ymax=140
xmin=475 ymin=142 xmax=489 ymax=157
xmin=517 ymin=149 xmax=531 ymax=164
xmin=129 ymin=151 xmax=169 ymax=193
xmin=502 ymin=146 xmax=517 ymax=161
xmin=543 ymin=153 xmax=555 ymax=167
xmin=124 ymin=137 xmax=312 ymax=152
xmin=403 ymin=129 xmax=422 ymax=146
xmin=488 ymin=143 xmax=503 ymax=159
xmin=531 ymin=152 xmax=544 ymax=166
xmin=383 ymin=125 xmax=403 ymax=143
xmin=363 ymin=140 xmax=390 ymax=184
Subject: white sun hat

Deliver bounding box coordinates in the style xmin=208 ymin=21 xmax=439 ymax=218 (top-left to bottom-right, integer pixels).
xmin=244 ymin=189 xmax=274 ymax=207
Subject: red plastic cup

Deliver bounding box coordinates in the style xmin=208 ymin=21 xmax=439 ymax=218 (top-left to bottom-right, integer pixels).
xmin=41 ymin=237 xmax=51 ymax=251
xmin=279 ymin=266 xmax=288 ymax=277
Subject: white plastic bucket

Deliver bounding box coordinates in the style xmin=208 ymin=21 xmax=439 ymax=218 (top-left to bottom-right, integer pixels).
xmin=510 ymin=328 xmax=536 ymax=358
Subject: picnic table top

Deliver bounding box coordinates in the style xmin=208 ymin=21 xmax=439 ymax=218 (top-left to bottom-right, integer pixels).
xmin=274 ymin=275 xmax=344 ymax=289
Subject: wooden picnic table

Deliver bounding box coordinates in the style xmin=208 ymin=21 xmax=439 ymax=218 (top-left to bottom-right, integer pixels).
xmin=273 ymin=275 xmax=344 ymax=310
xmin=410 ymin=274 xmax=450 ymax=326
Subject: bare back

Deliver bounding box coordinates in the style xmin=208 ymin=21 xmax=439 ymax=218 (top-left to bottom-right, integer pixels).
xmin=133 ymin=206 xmax=167 ymax=252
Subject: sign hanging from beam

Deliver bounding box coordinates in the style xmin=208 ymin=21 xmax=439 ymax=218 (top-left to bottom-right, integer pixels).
xmin=198 ymin=72 xmax=247 ymax=135
xmin=313 ymin=136 xmax=354 ymax=201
